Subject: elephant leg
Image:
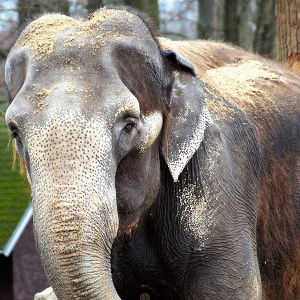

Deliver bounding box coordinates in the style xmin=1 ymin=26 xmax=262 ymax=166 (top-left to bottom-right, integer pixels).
xmin=182 ymin=241 xmax=262 ymax=300
xmin=159 ymin=233 xmax=261 ymax=300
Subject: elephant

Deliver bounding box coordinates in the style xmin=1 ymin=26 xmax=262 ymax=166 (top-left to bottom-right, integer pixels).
xmin=5 ymin=6 xmax=300 ymax=300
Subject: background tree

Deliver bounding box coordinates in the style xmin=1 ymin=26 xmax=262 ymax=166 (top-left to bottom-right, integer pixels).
xmin=253 ymin=0 xmax=276 ymax=59
xmin=198 ymin=0 xmax=223 ymax=40
xmin=223 ymin=0 xmax=239 ymax=44
xmin=160 ymin=0 xmax=198 ymax=40
xmin=18 ymin=0 xmax=69 ymax=28
xmin=276 ymin=0 xmax=300 ymax=75
xmin=87 ymin=0 xmax=102 ymax=14
xmin=198 ymin=0 xmax=216 ymax=39
xmin=123 ymin=0 xmax=160 ymax=26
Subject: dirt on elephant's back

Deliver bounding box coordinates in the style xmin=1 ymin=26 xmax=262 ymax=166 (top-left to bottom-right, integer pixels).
xmin=203 ymin=60 xmax=286 ymax=118
xmin=158 ymin=37 xmax=300 ymax=121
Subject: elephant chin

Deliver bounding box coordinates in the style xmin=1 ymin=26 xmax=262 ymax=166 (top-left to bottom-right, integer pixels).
xmin=32 ymin=180 xmax=121 ymax=300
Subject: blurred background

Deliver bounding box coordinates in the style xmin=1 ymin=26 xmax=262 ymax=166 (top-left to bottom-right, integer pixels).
xmin=0 ymin=0 xmax=299 ymax=299
xmin=0 ymin=0 xmax=278 ymax=59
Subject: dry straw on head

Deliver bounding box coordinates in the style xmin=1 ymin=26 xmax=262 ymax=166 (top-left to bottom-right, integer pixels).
xmin=14 ymin=8 xmax=137 ymax=61
xmin=15 ymin=14 xmax=78 ymax=60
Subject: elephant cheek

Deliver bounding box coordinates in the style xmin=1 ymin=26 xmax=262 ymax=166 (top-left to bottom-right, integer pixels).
xmin=139 ymin=111 xmax=163 ymax=152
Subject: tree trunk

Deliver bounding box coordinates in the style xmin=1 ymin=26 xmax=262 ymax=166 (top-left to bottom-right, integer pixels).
xmin=276 ymin=0 xmax=300 ymax=76
xmin=253 ymin=0 xmax=276 ymax=59
xmin=123 ymin=0 xmax=160 ymax=27
xmin=87 ymin=0 xmax=103 ymax=14
xmin=18 ymin=0 xmax=69 ymax=28
xmin=18 ymin=0 xmax=42 ymax=27
xmin=224 ymin=0 xmax=239 ymax=45
xmin=198 ymin=0 xmax=216 ymax=39
xmin=46 ymin=0 xmax=69 ymax=15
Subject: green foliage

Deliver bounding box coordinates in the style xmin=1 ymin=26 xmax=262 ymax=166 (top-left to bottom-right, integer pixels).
xmin=0 ymin=102 xmax=31 ymax=251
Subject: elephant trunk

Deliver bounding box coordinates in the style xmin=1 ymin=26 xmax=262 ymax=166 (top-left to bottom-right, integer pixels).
xmin=32 ymin=180 xmax=120 ymax=300
xmin=28 ymin=117 xmax=121 ymax=299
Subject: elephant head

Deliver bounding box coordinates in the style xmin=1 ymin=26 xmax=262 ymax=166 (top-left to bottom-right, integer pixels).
xmin=5 ymin=7 xmax=212 ymax=299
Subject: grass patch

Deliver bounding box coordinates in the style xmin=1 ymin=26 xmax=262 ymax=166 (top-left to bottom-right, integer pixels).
xmin=0 ymin=102 xmax=31 ymax=251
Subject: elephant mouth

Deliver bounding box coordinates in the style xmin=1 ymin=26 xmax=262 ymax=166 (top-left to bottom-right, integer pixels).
xmin=118 ymin=218 xmax=140 ymax=235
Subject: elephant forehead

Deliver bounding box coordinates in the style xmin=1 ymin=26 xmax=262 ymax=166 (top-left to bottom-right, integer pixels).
xmin=110 ymin=96 xmax=141 ymax=122
xmin=31 ymin=82 xmax=140 ymax=121
xmin=13 ymin=9 xmax=149 ymax=61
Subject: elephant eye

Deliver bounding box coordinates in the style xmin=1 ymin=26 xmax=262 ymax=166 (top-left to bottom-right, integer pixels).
xmin=124 ymin=123 xmax=135 ymax=132
xmin=123 ymin=122 xmax=135 ymax=133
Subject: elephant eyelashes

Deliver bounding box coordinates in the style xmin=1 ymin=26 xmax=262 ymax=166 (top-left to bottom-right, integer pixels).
xmin=10 ymin=129 xmax=22 ymax=144
xmin=11 ymin=131 xmax=23 ymax=149
xmin=11 ymin=131 xmax=18 ymax=140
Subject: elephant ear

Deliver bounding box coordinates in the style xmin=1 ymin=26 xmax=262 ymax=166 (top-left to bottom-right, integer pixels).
xmin=162 ymin=50 xmax=213 ymax=182
xmin=163 ymin=50 xmax=196 ymax=76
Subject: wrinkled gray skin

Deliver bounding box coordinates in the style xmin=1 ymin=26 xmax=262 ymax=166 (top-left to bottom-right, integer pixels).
xmin=5 ymin=9 xmax=176 ymax=299
xmin=5 ymin=7 xmax=268 ymax=300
